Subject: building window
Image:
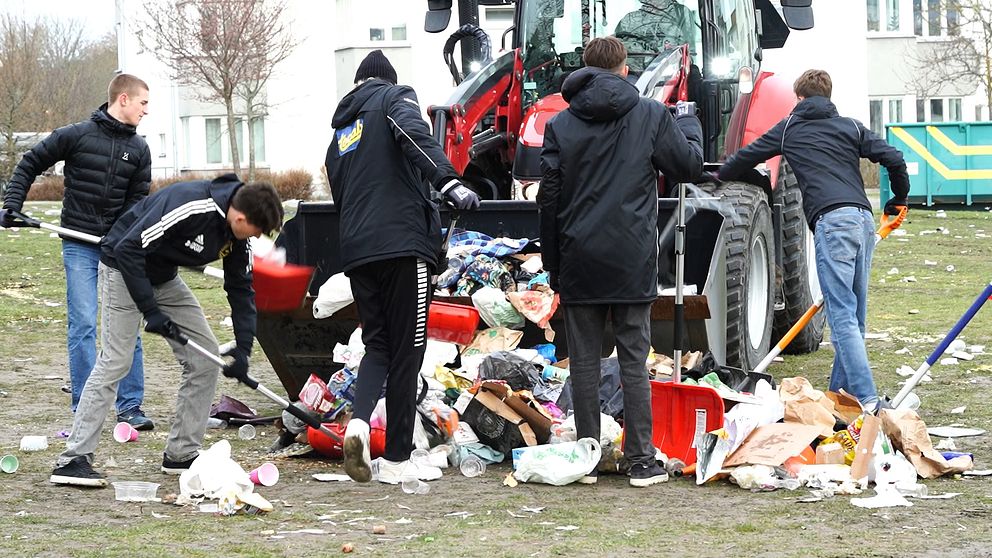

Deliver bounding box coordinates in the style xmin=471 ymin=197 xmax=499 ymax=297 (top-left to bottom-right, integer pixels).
xmin=916 ymin=99 xmax=926 ymax=122
xmin=158 ymin=133 xmax=167 ymax=158
xmin=234 ymin=118 xmax=244 ymax=163
xmin=252 ymin=118 xmax=266 ymax=162
xmin=868 ymin=0 xmax=900 ymax=32
xmin=867 ymin=0 xmax=879 ymax=31
xmin=977 ymin=105 xmax=986 ymax=122
xmin=949 ymin=98 xmax=962 ymax=121
xmin=370 ymin=28 xmax=385 ymax=41
xmin=889 ymin=99 xmax=903 ymax=123
xmin=930 ymin=98 xmax=944 ymax=122
xmin=205 ymin=118 xmax=222 ymax=164
xmin=885 ymin=0 xmax=899 ymax=31
xmin=485 ymin=6 xmax=514 ymax=25
xmin=913 ymin=0 xmax=923 ymax=34
xmin=947 ymin=4 xmax=959 ymax=35
xmin=391 ymin=25 xmax=407 ymax=41
xmin=870 ymin=99 xmax=884 ymax=135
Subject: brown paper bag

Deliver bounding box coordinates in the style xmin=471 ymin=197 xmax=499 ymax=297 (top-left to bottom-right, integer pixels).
xmin=778 ymin=377 xmax=837 ymax=437
xmin=825 ymin=390 xmax=863 ymax=425
xmin=879 ymin=409 xmax=974 ymax=479
xmin=462 ymin=327 xmax=524 ymax=356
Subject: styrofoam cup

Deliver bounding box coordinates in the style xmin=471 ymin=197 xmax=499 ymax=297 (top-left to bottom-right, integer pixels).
xmin=113 ymin=422 xmax=139 ymax=443
xmin=249 ymin=462 xmax=279 ymax=486
xmin=1 ymin=454 xmax=18 ymax=473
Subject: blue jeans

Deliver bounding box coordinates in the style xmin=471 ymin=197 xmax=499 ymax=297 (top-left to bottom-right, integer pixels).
xmin=814 ymin=207 xmax=877 ymax=407
xmin=63 ymin=240 xmax=144 ymax=414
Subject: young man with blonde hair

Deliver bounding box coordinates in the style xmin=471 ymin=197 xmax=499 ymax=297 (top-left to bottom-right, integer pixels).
xmin=1 ymin=74 xmax=154 ymax=430
xmin=539 ymin=36 xmax=703 ymax=487
xmin=719 ymin=69 xmax=911 ymax=412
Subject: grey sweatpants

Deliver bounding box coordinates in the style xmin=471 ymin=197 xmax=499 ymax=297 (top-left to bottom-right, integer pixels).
xmin=58 ymin=263 xmax=220 ymax=466
xmin=563 ymin=302 xmax=655 ymax=467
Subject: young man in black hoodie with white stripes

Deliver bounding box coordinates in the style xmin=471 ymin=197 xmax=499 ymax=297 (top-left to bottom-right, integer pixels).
xmin=49 ymin=174 xmax=283 ymax=486
xmin=325 ymin=50 xmax=479 ymax=485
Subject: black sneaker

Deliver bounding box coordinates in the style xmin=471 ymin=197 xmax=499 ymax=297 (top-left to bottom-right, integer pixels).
xmin=161 ymin=453 xmax=197 ymax=475
xmin=629 ymin=462 xmax=669 ymax=487
xmin=118 ymin=408 xmax=154 ymax=431
xmin=50 ymin=456 xmax=108 ymax=487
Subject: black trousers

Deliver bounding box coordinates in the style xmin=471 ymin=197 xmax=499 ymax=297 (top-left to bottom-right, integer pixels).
xmin=348 ymin=257 xmax=429 ymax=462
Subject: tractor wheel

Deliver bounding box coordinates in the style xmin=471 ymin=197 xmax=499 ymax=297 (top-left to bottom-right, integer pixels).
xmin=772 ymin=160 xmax=824 ymax=354
xmin=719 ymin=181 xmax=775 ymax=371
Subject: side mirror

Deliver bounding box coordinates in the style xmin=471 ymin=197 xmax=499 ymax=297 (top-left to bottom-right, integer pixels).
xmin=426 ymin=0 xmax=453 ymax=33
xmin=780 ymin=0 xmax=813 ymax=31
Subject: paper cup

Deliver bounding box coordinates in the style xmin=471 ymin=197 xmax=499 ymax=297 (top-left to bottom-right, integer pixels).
xmin=113 ymin=422 xmax=139 ymax=443
xmin=1 ymin=454 xmax=18 ymax=474
xmin=249 ymin=462 xmax=279 ymax=486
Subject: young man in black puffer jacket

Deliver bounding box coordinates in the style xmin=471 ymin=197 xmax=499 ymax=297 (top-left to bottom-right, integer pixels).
xmin=325 ymin=50 xmax=480 ymax=485
xmin=539 ymin=37 xmax=703 ymax=488
xmin=1 ymin=74 xmax=155 ymax=431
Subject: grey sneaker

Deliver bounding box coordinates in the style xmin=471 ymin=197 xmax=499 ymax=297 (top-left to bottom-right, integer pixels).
xmin=629 ymin=462 xmax=669 ymax=487
xmin=50 ymin=457 xmax=108 ymax=487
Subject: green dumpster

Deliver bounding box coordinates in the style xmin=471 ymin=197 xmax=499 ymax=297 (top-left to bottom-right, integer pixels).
xmin=881 ymin=121 xmax=992 ymax=207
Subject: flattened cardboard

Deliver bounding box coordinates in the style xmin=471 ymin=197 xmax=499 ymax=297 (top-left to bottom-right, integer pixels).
xmin=850 ymin=414 xmax=881 ymax=481
xmin=724 ymin=423 xmax=822 ymax=467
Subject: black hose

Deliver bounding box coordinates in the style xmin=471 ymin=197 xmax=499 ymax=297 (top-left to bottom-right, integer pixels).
xmin=442 ymin=24 xmax=493 ymax=84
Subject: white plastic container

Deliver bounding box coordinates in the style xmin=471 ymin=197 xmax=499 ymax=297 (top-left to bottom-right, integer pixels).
xmin=111 ymin=481 xmax=161 ymax=502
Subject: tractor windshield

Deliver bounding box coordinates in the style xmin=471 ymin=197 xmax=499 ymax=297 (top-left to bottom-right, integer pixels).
xmin=519 ymin=0 xmax=702 ymax=100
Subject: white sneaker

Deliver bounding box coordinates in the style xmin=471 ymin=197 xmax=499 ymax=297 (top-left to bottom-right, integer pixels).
xmin=343 ymin=418 xmax=372 ymax=483
xmin=372 ymin=457 xmax=443 ymax=485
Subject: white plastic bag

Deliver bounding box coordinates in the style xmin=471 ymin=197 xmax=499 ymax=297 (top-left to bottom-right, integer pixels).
xmin=178 ymin=440 xmax=254 ymax=514
xmin=513 ymin=438 xmax=602 ymax=486
xmin=313 ymin=273 xmax=354 ymax=319
xmin=472 ymin=287 xmax=525 ymax=329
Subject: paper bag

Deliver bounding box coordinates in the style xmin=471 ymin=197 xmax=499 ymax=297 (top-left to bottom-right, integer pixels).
xmin=825 ymin=390 xmax=863 ymax=425
xmin=779 ymin=377 xmax=837 ymax=437
xmin=879 ymin=409 xmax=974 ymax=479
xmin=462 ymin=327 xmax=524 ymax=357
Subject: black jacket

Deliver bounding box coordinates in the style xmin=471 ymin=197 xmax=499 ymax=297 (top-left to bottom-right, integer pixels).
xmin=538 ymin=67 xmax=704 ymax=304
xmin=102 ymin=174 xmax=255 ymax=354
xmin=719 ymin=96 xmax=910 ymax=228
xmin=3 ymin=104 xmax=152 ymax=237
xmin=325 ymin=79 xmax=460 ymax=273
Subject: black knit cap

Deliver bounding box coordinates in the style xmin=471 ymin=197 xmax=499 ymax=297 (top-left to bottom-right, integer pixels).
xmin=354 ymin=50 xmax=398 ymax=85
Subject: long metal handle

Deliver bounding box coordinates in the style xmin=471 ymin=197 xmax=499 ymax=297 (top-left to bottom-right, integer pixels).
xmin=8 ymin=209 xmax=102 ymax=245
xmin=672 ymin=182 xmax=686 ymax=383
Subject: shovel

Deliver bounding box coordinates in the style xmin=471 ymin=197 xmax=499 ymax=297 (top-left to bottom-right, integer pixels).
xmin=649 ymin=182 xmax=724 ymax=467
xmin=751 ymin=206 xmax=908 ymax=375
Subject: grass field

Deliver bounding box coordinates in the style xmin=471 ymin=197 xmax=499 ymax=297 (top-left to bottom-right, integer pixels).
xmin=0 ymin=200 xmax=990 ymax=558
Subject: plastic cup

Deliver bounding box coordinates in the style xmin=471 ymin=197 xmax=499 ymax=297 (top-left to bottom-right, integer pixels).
xmin=113 ymin=422 xmax=139 ymax=443
xmin=1 ymin=454 xmax=18 ymax=474
xmin=410 ymin=448 xmax=432 ymax=467
xmin=401 ymin=477 xmax=430 ymax=495
xmin=238 ymin=424 xmax=257 ymax=440
xmin=249 ymin=462 xmax=280 ymax=486
xmin=19 ymin=435 xmax=48 ymax=452
xmin=459 ymin=455 xmax=486 ymax=478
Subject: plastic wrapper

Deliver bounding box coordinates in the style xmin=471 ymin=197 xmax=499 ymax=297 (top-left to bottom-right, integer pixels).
xmin=821 ymin=414 xmax=864 ymax=465
xmin=471 ymin=287 xmax=526 ymax=329
xmin=313 ymin=273 xmax=354 ymax=319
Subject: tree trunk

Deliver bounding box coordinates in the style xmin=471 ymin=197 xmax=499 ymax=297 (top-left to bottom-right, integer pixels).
xmin=245 ymin=91 xmax=256 ymax=182
xmin=224 ymin=94 xmax=241 ymax=176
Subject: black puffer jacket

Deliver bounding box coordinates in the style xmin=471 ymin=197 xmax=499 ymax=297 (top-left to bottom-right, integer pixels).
xmin=325 ymin=79 xmax=459 ymax=273
xmin=538 ymin=67 xmax=703 ymax=304
xmin=719 ymin=96 xmax=910 ymax=228
xmin=2 ymin=104 xmax=151 ymax=237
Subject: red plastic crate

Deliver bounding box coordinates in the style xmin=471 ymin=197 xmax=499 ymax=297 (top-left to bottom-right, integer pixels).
xmin=251 ymin=257 xmax=315 ymax=313
xmin=427 ymin=301 xmax=480 ymax=345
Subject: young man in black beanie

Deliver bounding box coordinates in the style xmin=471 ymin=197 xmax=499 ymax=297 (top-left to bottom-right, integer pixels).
xmin=325 ymin=49 xmax=480 ymax=484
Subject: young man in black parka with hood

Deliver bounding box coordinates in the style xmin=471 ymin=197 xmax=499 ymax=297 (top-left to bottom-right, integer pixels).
xmin=539 ymin=37 xmax=703 ymax=487
xmin=325 ymin=50 xmax=480 ymax=485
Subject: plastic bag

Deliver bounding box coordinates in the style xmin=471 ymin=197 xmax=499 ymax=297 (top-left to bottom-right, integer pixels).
xmin=478 ymin=351 xmax=540 ymax=392
xmin=313 ymin=273 xmax=354 ymax=319
xmin=507 ymin=290 xmax=558 ymax=329
xmin=472 ymin=287 xmax=526 ymax=329
xmin=512 ymin=438 xmax=602 ymax=486
xmin=178 ymin=440 xmax=254 ymax=514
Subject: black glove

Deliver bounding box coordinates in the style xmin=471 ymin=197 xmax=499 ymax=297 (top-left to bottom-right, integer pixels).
xmin=441 ymin=180 xmax=481 ymax=211
xmin=221 ymin=345 xmax=250 ymax=381
xmin=883 ymin=198 xmax=907 ymax=216
xmin=0 ymin=208 xmax=19 ymax=228
xmin=144 ymin=310 xmax=184 ymax=342
xmin=674 ymin=101 xmax=697 ymax=117
xmin=699 ymin=171 xmax=722 ymax=185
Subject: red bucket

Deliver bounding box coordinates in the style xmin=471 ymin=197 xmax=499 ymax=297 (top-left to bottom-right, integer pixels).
xmin=427 ymin=301 xmax=480 ymax=345
xmin=307 ymin=422 xmax=386 ymax=459
xmin=252 ymin=257 xmax=315 ymax=313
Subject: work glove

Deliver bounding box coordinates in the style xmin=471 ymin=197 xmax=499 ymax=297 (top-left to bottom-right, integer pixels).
xmin=144 ymin=310 xmax=184 ymax=342
xmin=440 ymin=180 xmax=481 ymax=211
xmin=883 ymin=198 xmax=908 ymax=216
xmin=220 ymin=344 xmax=250 ymax=382
xmin=698 ymin=171 xmax=722 ymax=185
xmin=673 ymin=101 xmax=697 ymax=117
xmin=0 ymin=208 xmax=19 ymax=228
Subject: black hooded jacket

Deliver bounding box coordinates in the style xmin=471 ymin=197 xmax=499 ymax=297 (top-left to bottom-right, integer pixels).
xmin=719 ymin=96 xmax=910 ymax=228
xmin=538 ymin=67 xmax=704 ymax=304
xmin=3 ymin=104 xmax=151 ymax=237
xmin=325 ymin=79 xmax=460 ymax=272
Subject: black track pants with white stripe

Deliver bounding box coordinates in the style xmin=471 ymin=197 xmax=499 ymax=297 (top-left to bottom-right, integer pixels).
xmin=349 ymin=256 xmax=430 ymax=462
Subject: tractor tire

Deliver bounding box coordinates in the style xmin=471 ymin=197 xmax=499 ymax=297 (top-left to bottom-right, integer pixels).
xmin=772 ymin=160 xmax=824 ymax=354
xmin=719 ymin=182 xmax=776 ymax=371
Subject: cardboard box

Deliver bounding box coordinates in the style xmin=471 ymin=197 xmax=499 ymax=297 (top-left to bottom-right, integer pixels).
xmin=815 ymin=441 xmax=846 ymax=465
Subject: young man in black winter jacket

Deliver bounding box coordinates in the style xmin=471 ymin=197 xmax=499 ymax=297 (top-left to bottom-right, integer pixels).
xmin=1 ymin=74 xmax=154 ymax=430
xmin=324 ymin=50 xmax=480 ymax=485
xmin=539 ymin=37 xmax=703 ymax=487
xmin=49 ymin=174 xmax=283 ymax=486
xmin=718 ymin=69 xmax=911 ymax=412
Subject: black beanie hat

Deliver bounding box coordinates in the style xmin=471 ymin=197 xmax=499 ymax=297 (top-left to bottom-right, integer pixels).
xmin=354 ymin=50 xmax=398 ymax=85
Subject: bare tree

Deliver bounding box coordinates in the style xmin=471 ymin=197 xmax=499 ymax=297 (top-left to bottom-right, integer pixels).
xmin=908 ymin=1 xmax=992 ymax=117
xmin=139 ymin=0 xmax=296 ymax=177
